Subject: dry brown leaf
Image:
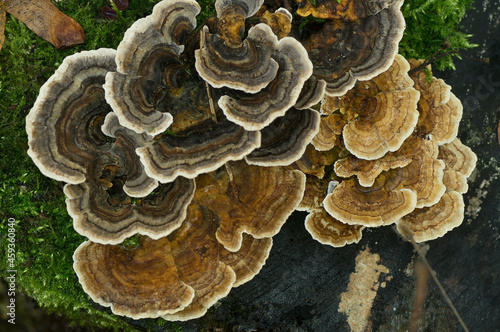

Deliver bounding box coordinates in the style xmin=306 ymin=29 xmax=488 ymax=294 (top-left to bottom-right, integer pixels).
xmin=0 ymin=2 xmax=5 ymax=52
xmin=5 ymin=0 xmax=84 ymax=49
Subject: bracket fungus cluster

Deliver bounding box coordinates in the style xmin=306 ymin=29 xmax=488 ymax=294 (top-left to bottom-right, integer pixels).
xmin=26 ymin=0 xmax=476 ymax=323
xmin=302 ymin=55 xmax=476 ymax=247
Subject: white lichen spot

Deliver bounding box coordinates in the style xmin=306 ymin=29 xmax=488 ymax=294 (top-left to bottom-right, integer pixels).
xmin=338 ymin=247 xmax=391 ymax=332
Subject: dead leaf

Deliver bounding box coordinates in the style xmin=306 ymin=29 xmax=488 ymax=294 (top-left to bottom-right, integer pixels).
xmin=5 ymin=0 xmax=84 ymax=49
xmin=0 ymin=3 xmax=5 ymax=52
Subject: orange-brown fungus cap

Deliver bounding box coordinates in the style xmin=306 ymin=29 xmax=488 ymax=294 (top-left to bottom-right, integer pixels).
xmin=299 ymin=175 xmax=364 ymax=247
xmin=334 ymin=151 xmax=412 ymax=187
xmin=312 ymin=112 xmax=346 ymax=151
xmin=194 ymin=160 xmax=305 ymax=251
xmin=305 ymin=209 xmax=364 ymax=247
xmin=389 ymin=137 xmax=446 ymax=209
xmin=438 ymin=138 xmax=477 ymax=194
xmin=397 ymin=191 xmax=465 ymax=243
xmin=256 ymin=8 xmax=293 ymax=39
xmin=338 ymin=55 xmax=420 ymax=160
xmin=164 ymin=203 xmax=272 ymax=321
xmin=323 ymin=174 xmax=417 ymax=227
xmin=297 ymin=0 xmax=404 ymax=95
xmin=73 ymin=237 xmax=195 ymax=319
xmin=409 ymin=59 xmax=463 ymax=144
xmin=296 ymin=0 xmax=398 ymax=20
xmin=288 ymin=144 xmax=338 ymax=179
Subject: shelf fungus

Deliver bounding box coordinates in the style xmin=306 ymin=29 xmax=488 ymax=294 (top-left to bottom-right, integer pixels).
xmin=136 ymin=118 xmax=261 ymax=183
xmin=395 ymin=138 xmax=477 ymax=242
xmin=409 ymin=59 xmax=463 ymax=145
xmin=194 ymin=160 xmax=306 ymax=252
xmin=65 ymin=175 xmax=195 ymax=245
xmin=245 ymin=108 xmax=321 ymax=166
xmin=314 ymin=55 xmax=420 ymax=160
xmin=73 ymin=203 xmax=272 ymax=321
xmin=298 ymin=175 xmax=364 ymax=247
xmin=26 ymin=48 xmax=117 ymax=184
xmin=196 ymin=0 xmax=314 ymax=131
xmin=104 ymin=0 xmax=201 ymax=135
xmin=296 ymin=0 xmax=405 ymax=96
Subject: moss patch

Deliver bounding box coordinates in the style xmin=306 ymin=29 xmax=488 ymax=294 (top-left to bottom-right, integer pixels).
xmin=0 ymin=0 xmax=475 ymax=330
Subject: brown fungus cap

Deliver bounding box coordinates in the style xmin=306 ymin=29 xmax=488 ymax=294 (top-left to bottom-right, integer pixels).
xmin=26 ymin=48 xmax=117 ymax=184
xmin=100 ymin=112 xmax=158 ymax=198
xmin=288 ymin=144 xmax=338 ymax=179
xmin=297 ymin=0 xmax=405 ymax=96
xmin=163 ymin=203 xmax=272 ymax=320
xmin=105 ymin=0 xmax=200 ymax=136
xmin=73 ymin=236 xmax=195 ymax=319
xmin=194 ymin=160 xmax=306 ymax=252
xmin=409 ymin=59 xmax=463 ymax=144
xmin=312 ymin=111 xmax=346 ymax=151
xmin=195 ymin=24 xmax=279 ymax=93
xmin=245 ymin=108 xmax=320 ymax=167
xmin=438 ymin=138 xmax=477 ymax=194
xmin=256 ymin=8 xmax=293 ymax=40
xmin=317 ymin=55 xmax=420 ymax=160
xmin=325 ymin=136 xmax=447 ymax=226
xmin=296 ymin=0 xmax=400 ymax=20
xmin=323 ymin=175 xmax=417 ymax=227
xmin=298 ymin=175 xmax=364 ymax=247
xmin=65 ymin=176 xmax=195 ymax=245
xmin=136 ymin=119 xmax=261 ymax=183
xmin=294 ymin=76 xmax=327 ymax=110
xmin=397 ymin=191 xmax=465 ymax=243
xmin=305 ymin=209 xmax=364 ymax=247
xmin=152 ymin=0 xmax=200 ymax=46
xmin=217 ymin=36 xmax=313 ymax=130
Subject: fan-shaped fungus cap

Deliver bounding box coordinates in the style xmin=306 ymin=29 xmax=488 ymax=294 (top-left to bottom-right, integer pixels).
xmin=195 ymin=24 xmax=279 ymax=93
xmin=73 ymin=237 xmax=195 ymax=319
xmin=438 ymin=138 xmax=477 ymax=194
xmin=334 ymin=152 xmax=412 ymax=187
xmin=163 ymin=203 xmax=272 ymax=320
xmin=215 ymin=0 xmax=263 ymax=20
xmin=299 ymin=175 xmax=364 ymax=247
xmin=245 ymin=108 xmax=320 ymax=166
xmin=296 ymin=0 xmax=399 ymax=20
xmin=294 ymin=76 xmax=327 ymax=110
xmin=194 ymin=160 xmax=306 ymax=252
xmin=325 ymin=136 xmax=446 ymax=226
xmin=26 ymin=48 xmax=117 ymax=184
xmin=105 ymin=0 xmax=200 ymax=135
xmin=104 ymin=0 xmax=200 ymax=135
xmin=65 ymin=176 xmax=195 ymax=245
xmin=396 ymin=191 xmax=465 ymax=242
xmin=100 ymin=112 xmax=158 ymax=197
xmin=409 ymin=59 xmax=463 ymax=144
xmin=217 ymin=36 xmax=313 ymax=130
xmin=298 ymin=0 xmax=405 ymax=96
xmin=152 ymin=0 xmax=201 ymax=46
xmin=312 ymin=111 xmax=346 ymax=151
xmin=74 ymin=202 xmax=273 ymax=321
xmin=305 ymin=209 xmax=364 ymax=247
xmin=324 ymin=175 xmax=417 ymax=227
xmin=316 ymin=55 xmax=420 ymax=160
xmin=256 ymin=8 xmax=293 ymax=40
xmin=137 ymin=119 xmax=261 ymax=183
xmin=288 ymin=144 xmax=337 ymax=179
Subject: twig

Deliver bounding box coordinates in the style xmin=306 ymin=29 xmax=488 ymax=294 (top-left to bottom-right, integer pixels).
xmin=199 ymin=27 xmax=218 ymax=123
xmin=403 ymin=229 xmax=470 ymax=332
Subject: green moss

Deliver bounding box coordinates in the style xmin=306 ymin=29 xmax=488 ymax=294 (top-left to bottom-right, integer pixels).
xmin=400 ymin=0 xmax=477 ymax=71
xmin=0 ymin=0 xmax=475 ymax=330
